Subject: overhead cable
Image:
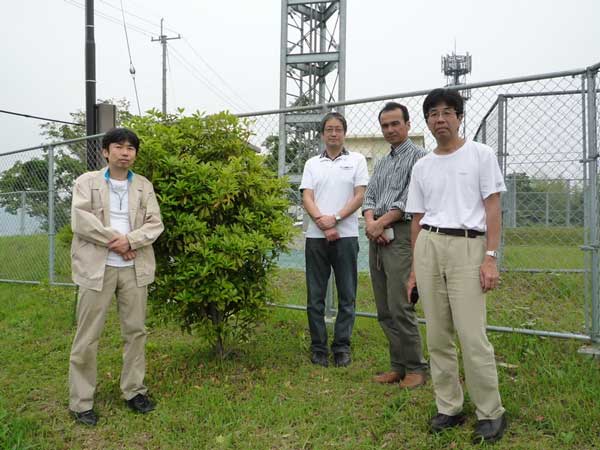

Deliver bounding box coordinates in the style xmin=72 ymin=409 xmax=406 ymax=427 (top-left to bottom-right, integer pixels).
xmin=119 ymin=0 xmax=142 ymax=114
xmin=169 ymin=48 xmax=246 ymax=112
xmin=0 ymin=109 xmax=83 ymax=126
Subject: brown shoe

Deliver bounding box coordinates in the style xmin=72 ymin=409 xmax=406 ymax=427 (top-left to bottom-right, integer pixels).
xmin=373 ymin=371 xmax=402 ymax=384
xmin=399 ymin=372 xmax=427 ymax=389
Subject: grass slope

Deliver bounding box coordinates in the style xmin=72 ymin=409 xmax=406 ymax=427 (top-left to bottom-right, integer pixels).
xmin=0 ymin=275 xmax=599 ymax=450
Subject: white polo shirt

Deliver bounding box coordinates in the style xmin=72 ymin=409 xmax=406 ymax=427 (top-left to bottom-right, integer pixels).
xmin=300 ymin=149 xmax=369 ymax=238
xmin=406 ymin=140 xmax=506 ymax=232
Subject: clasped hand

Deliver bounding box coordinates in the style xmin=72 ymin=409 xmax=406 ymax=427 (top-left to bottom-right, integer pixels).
xmin=365 ymin=219 xmax=390 ymax=246
xmin=108 ymin=234 xmax=137 ymax=261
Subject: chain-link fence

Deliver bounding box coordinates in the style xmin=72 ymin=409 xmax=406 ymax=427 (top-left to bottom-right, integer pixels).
xmin=1 ymin=63 xmax=598 ymax=344
xmin=239 ymin=62 xmax=600 ymax=344
xmin=0 ymin=135 xmax=103 ymax=285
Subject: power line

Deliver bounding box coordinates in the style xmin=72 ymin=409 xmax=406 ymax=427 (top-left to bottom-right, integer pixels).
xmin=64 ymin=0 xmax=253 ymax=113
xmin=119 ymin=0 xmax=142 ymax=114
xmin=98 ymin=0 xmax=180 ymax=34
xmin=0 ymin=109 xmax=83 ymax=126
xmin=182 ymin=39 xmax=254 ymax=111
xmin=168 ymin=48 xmax=246 ymax=112
xmin=65 ymin=0 xmax=154 ymax=37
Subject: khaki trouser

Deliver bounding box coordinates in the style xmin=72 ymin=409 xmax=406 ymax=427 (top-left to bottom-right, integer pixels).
xmin=414 ymin=230 xmax=504 ymax=420
xmin=369 ymin=221 xmax=427 ymax=375
xmin=69 ymin=266 xmax=148 ymax=412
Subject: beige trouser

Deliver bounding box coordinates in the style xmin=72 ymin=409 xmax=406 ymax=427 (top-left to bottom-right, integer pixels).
xmin=69 ymin=266 xmax=148 ymax=412
xmin=414 ymin=230 xmax=504 ymax=420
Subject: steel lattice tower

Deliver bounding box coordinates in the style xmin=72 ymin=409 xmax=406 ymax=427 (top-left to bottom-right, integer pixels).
xmin=278 ymin=0 xmax=347 ymax=178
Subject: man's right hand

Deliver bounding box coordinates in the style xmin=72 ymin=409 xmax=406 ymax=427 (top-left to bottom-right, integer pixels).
xmin=365 ymin=218 xmax=385 ymax=240
xmin=316 ymin=214 xmax=337 ymax=230
xmin=324 ymin=227 xmax=340 ymax=242
xmin=406 ymin=271 xmax=417 ymax=303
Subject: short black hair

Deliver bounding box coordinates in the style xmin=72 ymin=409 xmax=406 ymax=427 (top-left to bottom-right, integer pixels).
xmin=101 ymin=127 xmax=140 ymax=153
xmin=422 ymin=88 xmax=465 ymax=119
xmin=320 ymin=112 xmax=347 ymax=134
xmin=378 ymin=102 xmax=409 ymax=123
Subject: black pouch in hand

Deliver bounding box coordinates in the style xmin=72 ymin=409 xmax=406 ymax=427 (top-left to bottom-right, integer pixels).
xmin=410 ymin=286 xmax=419 ymax=304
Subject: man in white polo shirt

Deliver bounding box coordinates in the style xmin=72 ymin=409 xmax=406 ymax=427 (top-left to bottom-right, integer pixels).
xmin=300 ymin=112 xmax=369 ymax=367
xmin=406 ymin=89 xmax=507 ymax=444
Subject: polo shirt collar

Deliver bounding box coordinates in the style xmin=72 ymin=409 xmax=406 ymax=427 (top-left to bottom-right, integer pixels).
xmin=320 ymin=148 xmax=349 ymax=161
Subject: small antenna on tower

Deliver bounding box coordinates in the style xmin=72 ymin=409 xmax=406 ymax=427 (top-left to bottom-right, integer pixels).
xmin=441 ymin=45 xmax=472 ymax=99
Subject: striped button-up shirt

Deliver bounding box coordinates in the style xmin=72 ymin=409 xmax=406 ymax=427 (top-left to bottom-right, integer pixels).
xmin=362 ymin=138 xmax=427 ymax=219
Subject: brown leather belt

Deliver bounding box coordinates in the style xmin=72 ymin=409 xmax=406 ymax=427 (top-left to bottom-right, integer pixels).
xmin=422 ymin=224 xmax=484 ymax=238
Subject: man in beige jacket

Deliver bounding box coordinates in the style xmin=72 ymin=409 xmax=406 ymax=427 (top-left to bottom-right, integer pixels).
xmin=68 ymin=128 xmax=164 ymax=426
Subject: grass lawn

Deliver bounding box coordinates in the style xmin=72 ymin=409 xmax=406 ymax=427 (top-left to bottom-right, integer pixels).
xmin=1 ymin=272 xmax=599 ymax=450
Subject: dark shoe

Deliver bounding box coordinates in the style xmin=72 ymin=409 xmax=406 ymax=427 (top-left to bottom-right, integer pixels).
xmin=310 ymin=351 xmax=329 ymax=367
xmin=472 ymin=413 xmax=507 ymax=444
xmin=333 ymin=352 xmax=351 ymax=367
xmin=430 ymin=413 xmax=467 ymax=433
xmin=126 ymin=394 xmax=155 ymax=414
xmin=373 ymin=371 xmax=402 ymax=384
xmin=399 ymin=372 xmax=427 ymax=389
xmin=70 ymin=409 xmax=98 ymax=426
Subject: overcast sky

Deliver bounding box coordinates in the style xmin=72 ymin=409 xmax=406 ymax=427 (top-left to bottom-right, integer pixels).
xmin=1 ymin=0 xmax=599 ymax=152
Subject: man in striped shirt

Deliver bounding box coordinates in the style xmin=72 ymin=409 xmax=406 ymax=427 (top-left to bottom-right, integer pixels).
xmin=363 ymin=102 xmax=428 ymax=389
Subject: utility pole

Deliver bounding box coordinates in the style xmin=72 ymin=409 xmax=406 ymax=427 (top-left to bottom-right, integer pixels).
xmin=151 ymin=19 xmax=180 ymax=116
xmin=85 ymin=0 xmax=98 ymax=169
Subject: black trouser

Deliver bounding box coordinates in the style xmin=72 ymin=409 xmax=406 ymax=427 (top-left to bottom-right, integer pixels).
xmin=305 ymin=237 xmax=359 ymax=355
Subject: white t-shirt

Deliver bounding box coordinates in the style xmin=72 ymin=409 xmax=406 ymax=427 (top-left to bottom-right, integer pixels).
xmin=300 ymin=150 xmax=369 ymax=238
xmin=405 ymin=140 xmax=506 ymax=232
xmin=106 ymin=178 xmax=134 ymax=267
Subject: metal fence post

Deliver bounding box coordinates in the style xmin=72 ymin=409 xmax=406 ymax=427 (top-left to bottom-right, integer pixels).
xmin=47 ymin=145 xmax=56 ymax=285
xmin=481 ymin=120 xmax=487 ymax=145
xmin=587 ymin=69 xmax=599 ymax=346
xmin=545 ymin=191 xmax=550 ymax=226
xmin=583 ymin=67 xmax=600 ymax=350
xmin=566 ymin=179 xmax=571 ymax=226
xmin=497 ymin=95 xmax=507 ymax=176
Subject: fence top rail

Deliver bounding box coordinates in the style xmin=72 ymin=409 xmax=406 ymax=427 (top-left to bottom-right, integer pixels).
xmin=1 ymin=133 xmax=106 ymax=157
xmin=237 ymin=66 xmax=588 ymax=118
xmin=588 ymin=60 xmax=600 ymax=72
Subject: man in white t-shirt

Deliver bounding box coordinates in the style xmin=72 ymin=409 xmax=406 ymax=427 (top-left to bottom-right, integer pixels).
xmin=405 ymin=89 xmax=507 ymax=444
xmin=68 ymin=128 xmax=164 ymax=426
xmin=300 ymin=112 xmax=369 ymax=368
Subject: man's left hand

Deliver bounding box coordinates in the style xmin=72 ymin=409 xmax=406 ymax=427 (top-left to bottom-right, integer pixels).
xmin=316 ymin=215 xmax=337 ymax=230
xmin=108 ymin=234 xmax=131 ymax=255
xmin=480 ymin=257 xmax=499 ymax=292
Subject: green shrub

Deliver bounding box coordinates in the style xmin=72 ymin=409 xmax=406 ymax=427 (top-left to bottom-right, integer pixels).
xmin=127 ymin=110 xmax=294 ymax=356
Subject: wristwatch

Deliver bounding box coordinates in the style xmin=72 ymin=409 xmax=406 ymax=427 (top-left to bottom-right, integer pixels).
xmin=485 ymin=250 xmax=498 ymax=258
xmin=335 ymin=214 xmax=342 ymax=223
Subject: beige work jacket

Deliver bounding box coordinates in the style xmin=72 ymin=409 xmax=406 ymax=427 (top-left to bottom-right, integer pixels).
xmin=71 ymin=167 xmax=164 ymax=291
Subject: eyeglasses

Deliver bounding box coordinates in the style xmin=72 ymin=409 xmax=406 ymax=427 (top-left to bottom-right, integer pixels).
xmin=324 ymin=127 xmax=344 ymax=134
xmin=427 ymin=109 xmax=457 ymax=119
